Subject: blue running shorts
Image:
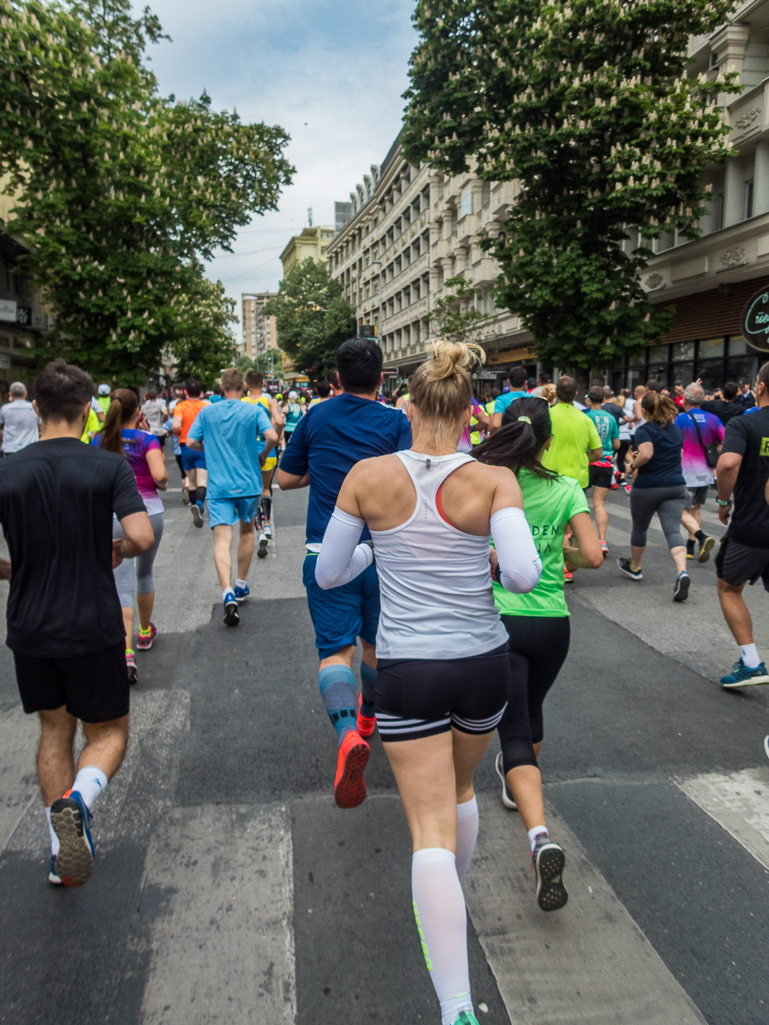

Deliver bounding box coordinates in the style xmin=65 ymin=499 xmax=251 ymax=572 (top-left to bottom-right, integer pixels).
xmin=302 ymin=554 xmax=380 ymax=660
xmin=207 ymin=496 xmax=260 ymax=528
xmin=180 ymin=444 xmax=207 ymax=472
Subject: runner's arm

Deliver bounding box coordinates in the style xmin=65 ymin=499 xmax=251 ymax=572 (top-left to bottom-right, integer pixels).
xmin=0 ymin=558 xmax=11 ymax=580
xmin=277 ymin=469 xmax=309 ymax=489
xmin=146 ymin=448 xmax=168 ymax=490
xmin=630 ymin=441 xmax=654 ymax=469
xmin=186 ymin=437 xmax=203 ymax=450
xmin=171 ymin=415 xmax=182 ymax=435
xmin=490 ymin=507 xmax=542 ymax=593
xmin=489 ymin=411 xmax=503 ymax=435
xmin=259 ymin=428 xmax=279 ymax=465
xmin=112 ymin=510 xmax=154 ymax=567
xmin=315 ymin=508 xmax=373 ymax=590
xmin=563 ymin=511 xmax=603 ymax=569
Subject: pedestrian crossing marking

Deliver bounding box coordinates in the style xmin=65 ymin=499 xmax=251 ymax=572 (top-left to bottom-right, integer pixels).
xmin=675 ymin=768 xmax=769 ymax=871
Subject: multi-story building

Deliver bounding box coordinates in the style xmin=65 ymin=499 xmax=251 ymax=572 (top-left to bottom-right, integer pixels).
xmin=330 ymin=0 xmax=769 ymax=392
xmin=0 ymin=190 xmax=49 ymax=393
xmin=279 ymin=225 xmax=335 ymax=277
xmin=241 ymin=292 xmax=279 ymax=361
xmin=326 ymin=137 xmax=534 ymax=388
xmin=614 ymin=0 xmax=769 ymax=395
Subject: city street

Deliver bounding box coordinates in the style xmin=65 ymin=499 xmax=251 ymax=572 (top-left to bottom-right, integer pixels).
xmin=0 ymin=457 xmax=768 ymax=1025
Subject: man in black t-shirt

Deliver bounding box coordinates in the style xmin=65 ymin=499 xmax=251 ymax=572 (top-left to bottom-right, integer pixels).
xmin=0 ymin=360 xmax=153 ymax=887
xmin=715 ymin=361 xmax=769 ymax=689
xmin=701 ymin=381 xmax=744 ymax=426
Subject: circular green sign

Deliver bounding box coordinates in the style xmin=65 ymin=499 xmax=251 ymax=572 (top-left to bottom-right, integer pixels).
xmin=742 ymin=286 xmax=769 ymax=353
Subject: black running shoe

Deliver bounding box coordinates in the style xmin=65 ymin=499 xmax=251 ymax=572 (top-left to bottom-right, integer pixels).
xmin=223 ymin=591 xmax=240 ymax=626
xmin=697 ymin=536 xmax=715 ymax=563
xmin=617 ymin=557 xmax=643 ymax=580
xmin=673 ymin=572 xmax=691 ymax=602
xmin=532 ymin=836 xmax=568 ymax=912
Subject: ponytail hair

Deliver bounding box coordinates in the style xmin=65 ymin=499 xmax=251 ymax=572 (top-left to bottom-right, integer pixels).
xmin=641 ymin=391 xmax=677 ymax=426
xmin=410 ymin=338 xmax=485 ymax=421
xmin=96 ymin=387 xmax=138 ymax=455
xmin=474 ymin=396 xmax=557 ymax=481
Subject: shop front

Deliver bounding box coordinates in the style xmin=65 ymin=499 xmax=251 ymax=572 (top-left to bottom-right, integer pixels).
xmin=609 ymin=275 xmax=769 ymax=394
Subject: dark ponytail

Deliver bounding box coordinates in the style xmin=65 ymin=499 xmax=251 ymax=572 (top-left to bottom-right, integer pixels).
xmin=96 ymin=388 xmax=138 ymax=456
xmin=474 ymin=396 xmax=557 ymax=480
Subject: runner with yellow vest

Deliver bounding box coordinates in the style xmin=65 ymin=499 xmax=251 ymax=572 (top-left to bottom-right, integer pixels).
xmin=242 ymin=371 xmax=284 ymax=555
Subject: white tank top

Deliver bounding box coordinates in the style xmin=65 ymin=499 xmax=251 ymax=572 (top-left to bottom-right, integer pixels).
xmin=371 ymin=450 xmax=509 ymax=660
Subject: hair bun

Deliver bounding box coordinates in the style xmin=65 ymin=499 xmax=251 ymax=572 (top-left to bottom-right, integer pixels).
xmin=426 ymin=338 xmax=486 ymax=380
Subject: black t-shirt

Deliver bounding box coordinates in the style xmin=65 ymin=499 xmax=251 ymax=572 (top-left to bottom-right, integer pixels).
xmin=633 ymin=421 xmax=685 ymax=488
xmin=602 ymin=402 xmax=625 ymax=426
xmin=721 ymin=406 xmax=769 ymax=549
xmin=701 ymin=399 xmax=744 ymax=426
xmin=0 ymin=437 xmax=145 ymax=656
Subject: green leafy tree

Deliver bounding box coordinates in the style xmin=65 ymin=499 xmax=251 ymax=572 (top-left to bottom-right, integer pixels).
xmin=168 ymin=272 xmax=238 ymax=386
xmin=433 ymin=274 xmax=494 ymax=346
xmin=0 ymin=0 xmax=294 ymax=384
xmin=264 ymin=259 xmax=355 ymax=378
xmin=403 ymin=0 xmax=738 ymax=371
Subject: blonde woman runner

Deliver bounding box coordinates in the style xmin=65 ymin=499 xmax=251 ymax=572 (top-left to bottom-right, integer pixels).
xmin=316 ymin=341 xmax=542 ymax=1025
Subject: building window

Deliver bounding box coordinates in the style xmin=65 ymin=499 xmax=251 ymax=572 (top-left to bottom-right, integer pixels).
xmin=746 ymin=180 xmax=754 ymax=219
xmin=461 ymin=190 xmax=474 ymax=217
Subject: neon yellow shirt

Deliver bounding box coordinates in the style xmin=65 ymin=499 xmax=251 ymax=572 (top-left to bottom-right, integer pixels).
xmin=80 ymin=408 xmax=101 ymax=443
xmin=541 ymin=402 xmax=601 ymax=489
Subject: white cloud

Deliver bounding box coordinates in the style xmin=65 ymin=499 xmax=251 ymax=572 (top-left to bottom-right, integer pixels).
xmin=138 ymin=0 xmax=417 ymax=335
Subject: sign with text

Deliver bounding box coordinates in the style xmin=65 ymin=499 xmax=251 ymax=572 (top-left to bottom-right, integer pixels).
xmin=0 ymin=300 xmax=17 ymax=323
xmin=742 ymin=287 xmax=769 ymax=353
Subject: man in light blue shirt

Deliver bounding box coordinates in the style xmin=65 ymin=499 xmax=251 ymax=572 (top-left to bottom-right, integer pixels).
xmin=490 ymin=366 xmax=530 ymax=433
xmin=0 ymin=382 xmax=40 ymax=453
xmin=187 ymin=367 xmax=278 ymax=626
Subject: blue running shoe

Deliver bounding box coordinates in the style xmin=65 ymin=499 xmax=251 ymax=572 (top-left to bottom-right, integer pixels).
xmin=50 ymin=790 xmax=94 ymax=887
xmin=720 ymin=659 xmax=769 ymax=688
xmin=223 ymin=591 xmax=240 ymax=626
xmin=234 ymin=584 xmax=250 ymax=602
xmin=48 ymin=854 xmax=62 ymax=885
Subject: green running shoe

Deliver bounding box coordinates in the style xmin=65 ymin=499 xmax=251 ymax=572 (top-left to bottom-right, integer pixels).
xmin=720 ymin=658 xmax=769 ymax=688
xmin=453 ymin=1014 xmax=480 ymax=1025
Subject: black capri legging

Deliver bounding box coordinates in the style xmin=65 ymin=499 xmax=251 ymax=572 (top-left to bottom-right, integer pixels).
xmin=616 ymin=439 xmax=631 ymax=474
xmin=497 ymin=615 xmax=571 ymax=773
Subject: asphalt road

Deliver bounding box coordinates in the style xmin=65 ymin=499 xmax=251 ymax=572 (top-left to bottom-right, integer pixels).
xmin=0 ymin=463 xmax=767 ymax=1025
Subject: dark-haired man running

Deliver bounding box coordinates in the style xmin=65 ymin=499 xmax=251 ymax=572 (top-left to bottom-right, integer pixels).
xmin=278 ymin=338 xmax=411 ymax=807
xmin=0 ymin=360 xmax=153 ymax=886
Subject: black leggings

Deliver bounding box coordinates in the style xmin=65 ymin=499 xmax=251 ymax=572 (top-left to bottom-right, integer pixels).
xmin=175 ymin=454 xmax=184 ymax=481
xmin=617 ymin=440 xmax=631 ymax=475
xmin=498 ymin=615 xmax=571 ymax=773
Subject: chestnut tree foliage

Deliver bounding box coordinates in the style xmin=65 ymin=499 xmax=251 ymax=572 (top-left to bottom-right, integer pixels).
xmin=403 ymin=0 xmax=738 ymax=370
xmin=0 ymin=0 xmax=294 ymax=383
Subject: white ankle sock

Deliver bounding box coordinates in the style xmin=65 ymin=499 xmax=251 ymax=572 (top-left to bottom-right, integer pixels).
xmin=235 ymin=578 xmax=247 ymax=589
xmin=72 ymin=767 xmax=108 ymax=810
xmin=222 ymin=587 xmax=233 ymax=602
xmin=45 ymin=807 xmax=59 ymax=856
xmin=455 ymin=796 xmax=479 ymax=881
xmin=740 ymin=643 xmax=760 ymax=669
xmin=411 ymin=848 xmax=474 ymax=1025
xmin=527 ymin=825 xmax=548 ymax=853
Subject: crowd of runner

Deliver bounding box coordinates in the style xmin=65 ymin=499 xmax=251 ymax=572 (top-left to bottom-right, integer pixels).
xmin=0 ymin=342 xmax=767 ymax=1025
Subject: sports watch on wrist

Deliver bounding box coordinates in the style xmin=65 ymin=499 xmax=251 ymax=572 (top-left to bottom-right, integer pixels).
xmin=716 ymin=497 xmax=732 ymax=507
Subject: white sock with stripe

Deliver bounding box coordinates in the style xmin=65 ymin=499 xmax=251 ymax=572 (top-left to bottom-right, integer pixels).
xmin=455 ymin=796 xmax=479 ymax=881
xmin=411 ymin=847 xmax=474 ymax=1025
xmin=72 ymin=766 xmax=108 ymax=810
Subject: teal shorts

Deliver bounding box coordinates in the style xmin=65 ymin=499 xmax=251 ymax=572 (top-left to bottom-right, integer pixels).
xmin=207 ymin=496 xmax=260 ymax=528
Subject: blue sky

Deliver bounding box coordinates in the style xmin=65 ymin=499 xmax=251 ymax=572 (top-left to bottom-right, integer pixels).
xmin=139 ymin=0 xmax=417 ymax=334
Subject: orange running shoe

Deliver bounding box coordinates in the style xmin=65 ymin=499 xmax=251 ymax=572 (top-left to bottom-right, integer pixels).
xmin=356 ymin=694 xmax=376 ymax=738
xmin=334 ymin=730 xmax=370 ymax=809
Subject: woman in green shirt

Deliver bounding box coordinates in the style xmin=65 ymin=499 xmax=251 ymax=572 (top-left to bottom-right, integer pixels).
xmin=475 ymin=397 xmax=602 ymax=910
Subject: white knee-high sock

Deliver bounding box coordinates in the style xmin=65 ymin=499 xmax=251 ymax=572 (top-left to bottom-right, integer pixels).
xmin=72 ymin=767 xmax=108 ymax=810
xmin=412 ymin=847 xmax=474 ymax=1025
xmin=455 ymin=796 xmax=479 ymax=881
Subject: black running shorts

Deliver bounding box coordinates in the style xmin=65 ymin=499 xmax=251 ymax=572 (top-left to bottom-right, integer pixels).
xmin=375 ymin=642 xmax=510 ymax=742
xmin=715 ymin=535 xmax=769 ymax=591
xmin=13 ymin=640 xmax=130 ymax=722
xmin=588 ymin=463 xmax=613 ymax=489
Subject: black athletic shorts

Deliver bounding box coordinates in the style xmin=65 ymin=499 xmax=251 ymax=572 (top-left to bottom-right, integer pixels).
xmin=13 ymin=640 xmax=130 ymax=722
xmin=375 ymin=642 xmax=510 ymax=742
xmin=589 ymin=463 xmax=613 ymax=489
xmin=715 ymin=536 xmax=769 ymax=591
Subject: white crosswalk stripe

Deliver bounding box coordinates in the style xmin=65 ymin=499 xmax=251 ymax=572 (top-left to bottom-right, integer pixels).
xmin=675 ymin=768 xmax=769 ymax=871
xmin=464 ymin=794 xmax=707 ymax=1025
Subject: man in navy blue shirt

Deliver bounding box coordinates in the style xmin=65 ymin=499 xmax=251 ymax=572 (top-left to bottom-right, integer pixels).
xmin=278 ymin=339 xmax=412 ymax=808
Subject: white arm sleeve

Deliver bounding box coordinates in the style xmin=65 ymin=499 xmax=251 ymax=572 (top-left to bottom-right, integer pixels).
xmin=490 ymin=507 xmax=542 ymax=594
xmin=315 ymin=507 xmax=374 ymax=590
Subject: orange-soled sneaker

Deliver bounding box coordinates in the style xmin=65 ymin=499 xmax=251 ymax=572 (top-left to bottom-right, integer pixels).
xmin=50 ymin=790 xmax=94 ymax=887
xmin=334 ymin=730 xmax=370 ymax=809
xmin=356 ymin=694 xmax=376 ymax=739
